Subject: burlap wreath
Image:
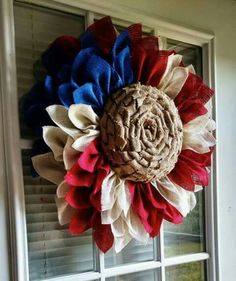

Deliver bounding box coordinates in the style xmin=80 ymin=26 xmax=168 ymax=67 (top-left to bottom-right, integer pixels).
xmin=100 ymin=83 xmax=183 ymax=182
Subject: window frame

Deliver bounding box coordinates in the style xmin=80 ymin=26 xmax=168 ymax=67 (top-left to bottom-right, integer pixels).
xmin=0 ymin=0 xmax=219 ymax=280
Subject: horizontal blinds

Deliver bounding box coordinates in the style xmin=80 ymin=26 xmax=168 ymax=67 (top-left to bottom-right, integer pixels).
xmin=15 ymin=4 xmax=94 ymax=280
xmin=22 ymin=149 xmax=94 ymax=280
xmin=15 ymin=4 xmax=84 ymax=98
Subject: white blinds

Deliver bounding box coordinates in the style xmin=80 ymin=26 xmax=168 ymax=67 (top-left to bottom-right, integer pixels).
xmin=14 ymin=4 xmax=94 ymax=280
xmin=22 ymin=149 xmax=94 ymax=280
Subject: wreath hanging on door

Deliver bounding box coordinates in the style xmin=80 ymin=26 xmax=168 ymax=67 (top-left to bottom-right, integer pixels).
xmin=23 ymin=17 xmax=215 ymax=253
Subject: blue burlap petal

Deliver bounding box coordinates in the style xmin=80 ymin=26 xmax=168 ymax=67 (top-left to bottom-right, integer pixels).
xmin=73 ymin=83 xmax=104 ymax=115
xmin=112 ymin=30 xmax=131 ymax=57
xmin=72 ymin=48 xmax=123 ymax=95
xmin=80 ymin=31 xmax=98 ymax=50
xmin=23 ymin=79 xmax=62 ymax=135
xmin=44 ymin=75 xmax=59 ymax=102
xmin=113 ymin=46 xmax=134 ymax=86
xmin=71 ymin=47 xmax=98 ymax=87
xmin=58 ymin=83 xmax=75 ymax=108
xmin=57 ymin=64 xmax=72 ymax=82
xmin=23 ymin=104 xmax=53 ymax=135
xmin=111 ymin=31 xmax=134 ymax=86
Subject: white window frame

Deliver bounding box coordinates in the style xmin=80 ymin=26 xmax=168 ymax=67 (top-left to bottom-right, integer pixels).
xmin=0 ymin=0 xmax=219 ymax=280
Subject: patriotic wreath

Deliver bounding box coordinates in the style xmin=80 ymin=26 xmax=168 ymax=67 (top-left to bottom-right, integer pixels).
xmin=24 ymin=17 xmax=215 ymax=253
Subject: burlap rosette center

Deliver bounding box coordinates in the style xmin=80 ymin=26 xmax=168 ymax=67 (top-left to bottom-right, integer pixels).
xmin=100 ymin=83 xmax=183 ymax=182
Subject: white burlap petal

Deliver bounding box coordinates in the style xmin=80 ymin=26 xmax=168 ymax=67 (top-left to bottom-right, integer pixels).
xmin=110 ymin=211 xmax=149 ymax=253
xmin=43 ymin=126 xmax=67 ymax=162
xmin=69 ymin=104 xmax=100 ymax=151
xmin=111 ymin=217 xmax=132 ymax=252
xmin=46 ymin=104 xmax=100 ymax=152
xmin=55 ymin=197 xmax=75 ymax=225
xmin=68 ymin=104 xmax=99 ymax=130
xmin=102 ymin=201 xmax=123 ymax=224
xmin=195 ymin=185 xmax=203 ymax=192
xmin=160 ymin=67 xmax=190 ymax=99
xmin=117 ymin=183 xmax=131 ymax=217
xmin=63 ymin=137 xmax=80 ymax=170
xmin=158 ymin=52 xmax=195 ymax=100
xmin=72 ymin=130 xmax=100 ymax=151
xmin=183 ymin=114 xmax=216 ymax=153
xmin=159 ymin=54 xmax=183 ymax=88
xmin=101 ymin=171 xmax=126 ymax=211
xmin=125 ymin=209 xmax=149 ymax=244
xmin=46 ymin=105 xmax=79 ymax=139
xmin=56 ymin=180 xmax=75 ymax=226
xmin=186 ymin=64 xmax=196 ymax=74
xmin=101 ymin=171 xmax=149 ymax=252
xmin=152 ymin=177 xmax=196 ymax=217
xmin=57 ymin=180 xmax=69 ymax=198
xmin=32 ymin=152 xmax=65 ymax=185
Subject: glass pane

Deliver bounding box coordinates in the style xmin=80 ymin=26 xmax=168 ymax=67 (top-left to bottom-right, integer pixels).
xmin=106 ymin=269 xmax=158 ymax=281
xmin=164 ymin=38 xmax=205 ymax=258
xmin=166 ymin=39 xmax=202 ymax=76
xmin=164 ymin=191 xmax=205 ymax=257
xmin=22 ymin=150 xmax=94 ymax=280
xmin=14 ymin=3 xmax=94 ymax=280
xmin=14 ymin=3 xmax=85 ymax=139
xmin=166 ymin=261 xmax=206 ymax=281
xmin=105 ymin=239 xmax=154 ymax=267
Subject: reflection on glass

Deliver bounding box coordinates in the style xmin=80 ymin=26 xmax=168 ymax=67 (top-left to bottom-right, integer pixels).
xmin=14 ymin=3 xmax=85 ymax=139
xmin=164 ymin=191 xmax=205 ymax=257
xmin=105 ymin=238 xmax=154 ymax=267
xmin=166 ymin=261 xmax=206 ymax=281
xmin=167 ymin=39 xmax=202 ymax=76
xmin=164 ymin=32 xmax=206 ymax=258
xmin=15 ymin=2 xmax=92 ymax=280
xmin=106 ymin=269 xmax=158 ymax=281
xmin=23 ymin=150 xmax=94 ymax=280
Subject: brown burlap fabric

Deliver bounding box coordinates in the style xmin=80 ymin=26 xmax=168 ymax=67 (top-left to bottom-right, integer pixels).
xmin=100 ymin=83 xmax=183 ymax=182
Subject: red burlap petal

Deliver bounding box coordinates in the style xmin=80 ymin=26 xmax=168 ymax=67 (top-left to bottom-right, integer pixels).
xmin=69 ymin=208 xmax=93 ymax=234
xmin=175 ymin=73 xmax=214 ymax=124
xmin=129 ymin=183 xmax=151 ymax=232
xmin=88 ymin=16 xmax=117 ymax=55
xmin=139 ymin=36 xmax=159 ymax=50
xmin=49 ymin=35 xmax=80 ymax=62
xmin=128 ymin=23 xmax=159 ymax=51
xmin=132 ymin=48 xmax=173 ymax=86
xmin=64 ymin=139 xmax=112 ymax=252
xmin=168 ymin=149 xmax=213 ymax=191
xmin=65 ymin=186 xmax=91 ymax=209
xmin=131 ymin=46 xmax=146 ymax=83
xmin=178 ymin=100 xmax=208 ymax=124
xmin=92 ymin=212 xmax=114 ymax=253
xmin=128 ymin=182 xmax=182 ymax=237
xmin=168 ymin=160 xmax=195 ymax=191
xmin=65 ymin=139 xmax=110 ymax=189
xmin=65 ymin=162 xmax=95 ymax=187
xmin=78 ymin=139 xmax=101 ymax=173
xmin=90 ymin=166 xmax=110 ymax=211
xmin=127 ymin=23 xmax=142 ymax=45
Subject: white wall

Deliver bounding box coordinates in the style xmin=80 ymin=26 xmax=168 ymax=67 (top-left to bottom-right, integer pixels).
xmin=109 ymin=0 xmax=236 ymax=280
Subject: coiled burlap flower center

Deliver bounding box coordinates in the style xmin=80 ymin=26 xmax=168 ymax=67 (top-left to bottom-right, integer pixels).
xmin=100 ymin=83 xmax=183 ymax=182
